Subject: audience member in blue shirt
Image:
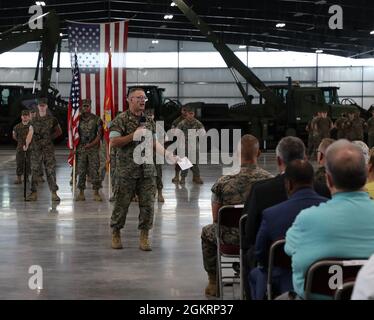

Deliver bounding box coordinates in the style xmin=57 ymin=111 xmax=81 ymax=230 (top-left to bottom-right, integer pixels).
xmin=285 ymin=140 xmax=374 ymax=299
xmin=249 ymin=160 xmax=328 ymax=299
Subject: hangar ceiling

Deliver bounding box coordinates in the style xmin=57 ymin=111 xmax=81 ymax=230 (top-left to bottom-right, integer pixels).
xmin=1 ymin=0 xmax=374 ymax=57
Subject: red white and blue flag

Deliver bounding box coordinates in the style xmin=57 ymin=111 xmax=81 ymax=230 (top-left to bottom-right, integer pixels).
xmin=67 ymin=53 xmax=81 ymax=166
xmin=67 ymin=20 xmax=128 ymax=117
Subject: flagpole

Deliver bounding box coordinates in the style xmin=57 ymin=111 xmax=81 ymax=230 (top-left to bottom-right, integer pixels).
xmin=108 ymin=141 xmax=111 ymax=199
xmin=72 ymin=151 xmax=76 ymax=197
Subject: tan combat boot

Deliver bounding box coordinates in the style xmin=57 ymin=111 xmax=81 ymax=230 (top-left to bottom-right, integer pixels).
xmin=93 ymin=190 xmax=102 ymax=202
xmin=111 ymin=229 xmax=123 ymax=249
xmin=51 ymin=192 xmax=61 ymax=202
xmin=75 ymin=190 xmax=85 ymax=201
xmin=157 ymin=189 xmax=165 ymax=202
xmin=139 ymin=230 xmax=152 ymax=251
xmin=205 ymin=273 xmax=217 ymax=297
xmin=132 ymin=194 xmax=139 ymax=202
xmin=26 ymin=192 xmax=37 ymax=201
xmin=14 ymin=176 xmax=22 ymax=184
xmin=193 ymin=176 xmax=204 ymax=184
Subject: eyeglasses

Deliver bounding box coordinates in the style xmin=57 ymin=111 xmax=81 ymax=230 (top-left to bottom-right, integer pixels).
xmin=132 ymin=96 xmax=148 ymax=102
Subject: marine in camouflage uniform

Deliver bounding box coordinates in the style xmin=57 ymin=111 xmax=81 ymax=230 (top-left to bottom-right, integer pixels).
xmin=306 ymin=115 xmax=317 ymax=159
xmin=25 ymin=97 xmax=62 ymax=201
xmin=201 ymin=137 xmax=273 ymax=296
xmin=75 ymin=99 xmax=103 ymax=201
xmin=12 ymin=110 xmax=31 ymax=184
xmin=334 ymin=113 xmax=347 ymax=140
xmin=313 ymin=112 xmax=332 ymax=153
xmin=170 ymin=107 xmax=187 ymax=184
xmin=110 ymin=88 xmax=158 ymax=251
xmin=366 ymin=110 xmax=374 ymax=148
xmin=176 ymin=107 xmax=205 ymax=184
xmin=344 ymin=112 xmax=366 ymax=141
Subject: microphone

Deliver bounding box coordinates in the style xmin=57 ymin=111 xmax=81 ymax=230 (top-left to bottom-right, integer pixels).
xmin=139 ymin=113 xmax=146 ymax=128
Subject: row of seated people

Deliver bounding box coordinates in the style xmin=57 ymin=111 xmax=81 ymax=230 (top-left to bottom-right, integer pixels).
xmin=201 ymin=134 xmax=374 ymax=299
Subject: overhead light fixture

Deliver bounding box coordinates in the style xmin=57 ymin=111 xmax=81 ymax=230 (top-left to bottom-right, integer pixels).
xmin=170 ymin=2 xmax=176 ymax=6
xmin=315 ymin=0 xmax=327 ymax=4
xmin=315 ymin=49 xmax=323 ymax=53
xmin=239 ymin=45 xmax=246 ymax=49
xmin=36 ymin=1 xmax=46 ymax=6
xmin=59 ymin=33 xmax=63 ymax=37
xmin=370 ymin=30 xmax=374 ymax=35
xmin=152 ymin=40 xmax=159 ymax=44
xmin=276 ymin=23 xmax=286 ymax=28
xmin=294 ymin=12 xmax=304 ymax=17
xmin=164 ymin=14 xmax=174 ymax=20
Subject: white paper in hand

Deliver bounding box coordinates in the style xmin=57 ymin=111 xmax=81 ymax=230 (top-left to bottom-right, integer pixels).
xmin=177 ymin=157 xmax=193 ymax=171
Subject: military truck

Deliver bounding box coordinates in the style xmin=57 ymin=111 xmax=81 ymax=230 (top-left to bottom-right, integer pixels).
xmin=0 ymin=10 xmax=67 ymax=143
xmin=172 ymin=0 xmax=370 ymax=148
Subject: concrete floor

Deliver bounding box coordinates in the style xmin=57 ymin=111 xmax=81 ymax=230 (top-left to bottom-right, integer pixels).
xmin=0 ymin=147 xmax=279 ymax=300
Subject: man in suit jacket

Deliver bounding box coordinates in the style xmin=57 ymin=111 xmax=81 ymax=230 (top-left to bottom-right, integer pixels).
xmin=249 ymin=160 xmax=328 ymax=299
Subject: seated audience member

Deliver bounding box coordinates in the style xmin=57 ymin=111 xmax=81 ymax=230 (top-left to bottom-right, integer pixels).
xmin=249 ymin=160 xmax=328 ymax=300
xmin=366 ymin=148 xmax=374 ymax=198
xmin=201 ymin=135 xmax=273 ymax=297
xmin=314 ymin=138 xmax=335 ymax=198
xmin=285 ymin=140 xmax=374 ymax=299
xmin=351 ymin=254 xmax=374 ymax=300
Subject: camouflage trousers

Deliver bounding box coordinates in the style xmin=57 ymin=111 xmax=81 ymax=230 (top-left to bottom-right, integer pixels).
xmin=99 ymin=140 xmax=107 ymax=182
xmin=156 ymin=164 xmax=163 ymax=190
xmin=110 ymin=175 xmax=156 ymax=231
xmin=30 ymin=145 xmax=58 ymax=192
xmin=16 ymin=149 xmax=30 ymax=177
xmin=77 ymin=147 xmax=102 ymax=191
xmin=368 ymin=134 xmax=374 ymax=148
xmin=181 ymin=165 xmax=200 ymax=178
xmin=201 ymin=223 xmax=239 ymax=275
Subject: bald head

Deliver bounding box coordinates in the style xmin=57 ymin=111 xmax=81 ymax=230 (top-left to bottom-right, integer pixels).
xmin=325 ymin=140 xmax=367 ymax=191
xmin=240 ymin=134 xmax=260 ymax=162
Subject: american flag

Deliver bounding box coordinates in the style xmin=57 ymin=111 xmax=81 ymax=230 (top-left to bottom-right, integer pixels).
xmin=67 ymin=53 xmax=80 ymax=166
xmin=67 ymin=20 xmax=128 ymax=117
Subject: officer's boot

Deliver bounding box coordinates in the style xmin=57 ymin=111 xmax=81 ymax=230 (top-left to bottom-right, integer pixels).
xmin=193 ymin=176 xmax=204 ymax=184
xmin=139 ymin=230 xmax=152 ymax=251
xmin=157 ymin=188 xmax=165 ymax=202
xmin=205 ymin=273 xmax=217 ymax=296
xmin=75 ymin=190 xmax=85 ymax=201
xmin=179 ymin=176 xmax=186 ymax=185
xmin=51 ymin=192 xmax=61 ymax=202
xmin=93 ymin=190 xmax=102 ymax=202
xmin=26 ymin=192 xmax=37 ymax=201
xmin=14 ymin=176 xmax=22 ymax=184
xmin=171 ymin=171 xmax=180 ymax=184
xmin=111 ymin=229 xmax=123 ymax=249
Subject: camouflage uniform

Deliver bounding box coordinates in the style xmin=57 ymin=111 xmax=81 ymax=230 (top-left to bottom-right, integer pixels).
xmin=177 ymin=118 xmax=205 ymax=178
xmin=314 ymin=116 xmax=332 ymax=147
xmin=366 ymin=116 xmax=374 ymax=148
xmin=201 ymin=164 xmax=273 ymax=275
xmin=29 ymin=115 xmax=59 ymax=193
xmin=307 ymin=116 xmax=319 ymax=160
xmin=335 ymin=115 xmax=347 ymax=140
xmin=13 ymin=122 xmax=31 ymax=177
xmin=99 ymin=139 xmax=108 ymax=183
xmin=344 ymin=116 xmax=365 ymax=141
xmin=171 ymin=115 xmax=185 ymax=177
xmin=76 ymin=113 xmax=103 ymax=191
xmin=110 ymin=110 xmax=157 ymax=231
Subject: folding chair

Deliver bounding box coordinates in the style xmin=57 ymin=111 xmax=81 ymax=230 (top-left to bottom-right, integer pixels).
xmin=239 ymin=214 xmax=248 ymax=300
xmin=304 ymin=258 xmax=367 ymax=300
xmin=216 ymin=204 xmax=244 ymax=299
xmin=334 ymin=281 xmax=355 ymax=300
xmin=266 ymin=239 xmax=292 ymax=300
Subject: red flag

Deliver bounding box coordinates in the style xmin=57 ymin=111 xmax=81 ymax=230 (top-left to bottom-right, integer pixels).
xmin=67 ymin=53 xmax=81 ymax=166
xmin=103 ymin=51 xmax=114 ymax=144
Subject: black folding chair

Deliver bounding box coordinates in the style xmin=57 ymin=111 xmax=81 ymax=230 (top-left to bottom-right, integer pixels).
xmin=266 ymin=239 xmax=292 ymax=300
xmin=304 ymin=258 xmax=367 ymax=300
xmin=216 ymin=204 xmax=244 ymax=299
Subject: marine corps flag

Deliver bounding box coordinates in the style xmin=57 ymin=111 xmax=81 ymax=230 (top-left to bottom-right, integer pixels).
xmin=103 ymin=50 xmax=114 ymax=144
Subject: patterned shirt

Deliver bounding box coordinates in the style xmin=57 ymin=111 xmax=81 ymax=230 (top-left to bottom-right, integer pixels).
xmin=77 ymin=113 xmax=102 ymax=150
xmin=13 ymin=122 xmax=30 ymax=151
xmin=30 ymin=115 xmax=59 ymax=149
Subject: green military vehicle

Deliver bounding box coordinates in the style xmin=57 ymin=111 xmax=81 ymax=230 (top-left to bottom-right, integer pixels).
xmin=172 ymin=0 xmax=370 ymax=148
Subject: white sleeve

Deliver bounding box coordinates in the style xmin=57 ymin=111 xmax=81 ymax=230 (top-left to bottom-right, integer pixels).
xmin=351 ymin=255 xmax=374 ymax=300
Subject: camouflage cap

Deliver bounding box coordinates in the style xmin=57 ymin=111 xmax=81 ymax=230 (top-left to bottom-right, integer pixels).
xmin=184 ymin=104 xmax=195 ymax=112
xmin=21 ymin=109 xmax=30 ymax=116
xmin=37 ymin=97 xmax=48 ymax=105
xmin=82 ymin=99 xmax=91 ymax=107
